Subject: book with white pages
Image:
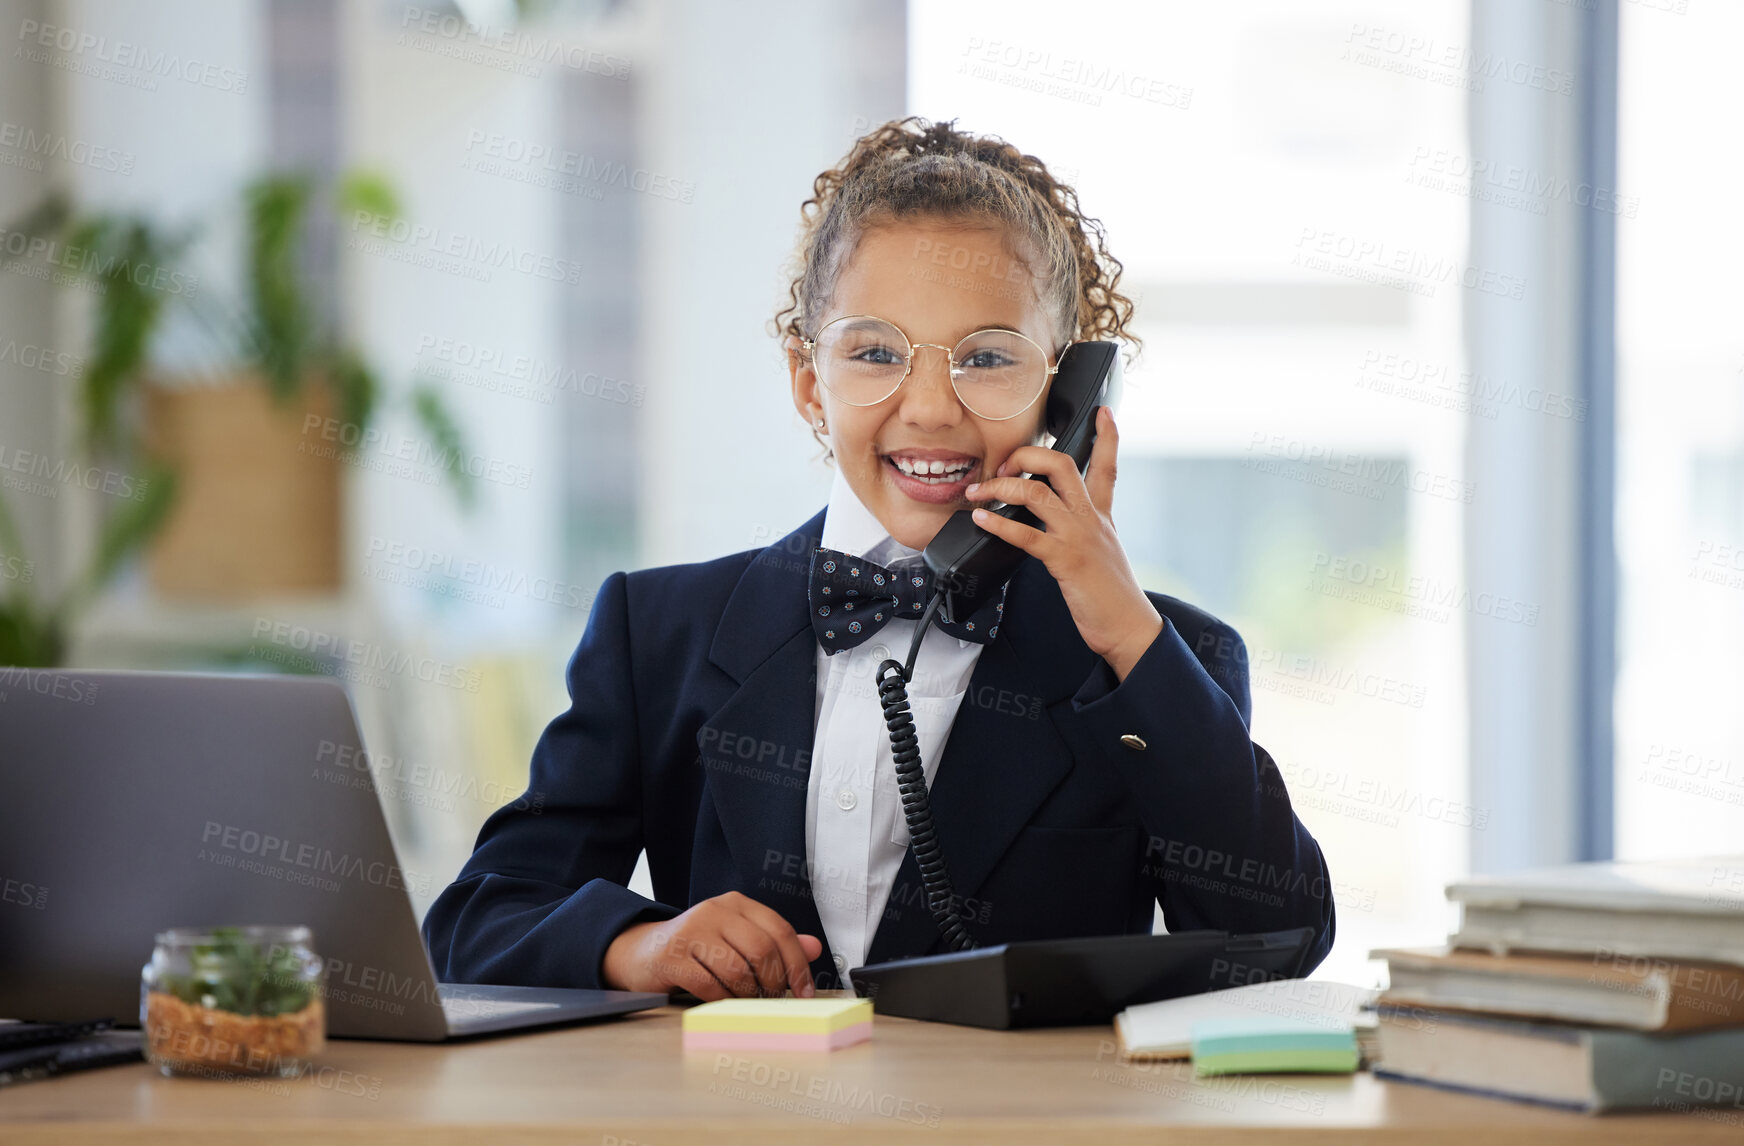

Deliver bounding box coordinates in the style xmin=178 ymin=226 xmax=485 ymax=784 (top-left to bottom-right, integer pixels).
xmin=1113 ymin=978 xmax=1378 ymax=1061
xmin=1448 ymin=854 xmax=1744 ymax=965
xmin=1373 ymin=945 xmax=1744 ymax=1031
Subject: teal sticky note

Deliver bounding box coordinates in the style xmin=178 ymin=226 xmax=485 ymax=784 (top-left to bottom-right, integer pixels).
xmin=1189 ymin=1016 xmax=1359 ymax=1076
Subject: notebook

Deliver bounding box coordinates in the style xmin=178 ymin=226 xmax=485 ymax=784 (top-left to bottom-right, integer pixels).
xmin=1114 ymin=978 xmax=1377 ymax=1061
xmin=1189 ymin=1017 xmax=1360 ymax=1075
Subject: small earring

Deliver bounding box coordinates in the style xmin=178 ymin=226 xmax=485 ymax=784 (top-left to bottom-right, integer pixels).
xmin=814 ymin=417 xmax=826 ymax=429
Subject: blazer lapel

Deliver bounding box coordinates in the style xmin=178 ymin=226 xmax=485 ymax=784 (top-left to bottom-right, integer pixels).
xmin=863 ymin=554 xmax=1100 ymax=965
xmin=698 ymin=507 xmax=1105 ymax=972
xmin=698 ymin=509 xmax=831 ymax=951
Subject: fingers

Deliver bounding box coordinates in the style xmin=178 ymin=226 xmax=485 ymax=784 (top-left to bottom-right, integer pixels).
xmin=730 ymin=893 xmax=819 ymax=998
xmin=641 ymin=931 xmax=730 ymax=1000
xmin=970 ymin=505 xmax=1051 ymax=559
xmin=680 ymin=960 xmax=736 ymax=1002
xmin=1084 ymin=406 xmax=1118 ymax=516
xmin=642 ymin=893 xmax=821 ymax=1000
xmin=964 ymin=475 xmax=1069 ymax=532
xmin=719 ymin=915 xmax=791 ymax=997
xmin=649 ymin=927 xmax=756 ymax=999
xmin=995 ymin=444 xmax=1093 ymax=517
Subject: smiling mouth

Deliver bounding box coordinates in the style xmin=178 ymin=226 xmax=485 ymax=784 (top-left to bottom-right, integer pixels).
xmin=883 ymin=454 xmax=979 ymax=484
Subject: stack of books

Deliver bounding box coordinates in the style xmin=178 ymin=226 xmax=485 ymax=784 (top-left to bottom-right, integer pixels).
xmin=1371 ymin=854 xmax=1744 ymax=1113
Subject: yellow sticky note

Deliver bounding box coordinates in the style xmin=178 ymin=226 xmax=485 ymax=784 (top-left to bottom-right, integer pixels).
xmin=682 ymin=998 xmax=873 ymax=1035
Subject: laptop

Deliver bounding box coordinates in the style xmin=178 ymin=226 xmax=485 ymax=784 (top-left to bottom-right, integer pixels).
xmin=0 ymin=668 xmax=667 ymax=1040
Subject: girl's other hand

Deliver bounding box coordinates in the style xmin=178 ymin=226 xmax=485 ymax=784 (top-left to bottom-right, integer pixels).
xmin=601 ymin=891 xmax=824 ymax=998
xmin=964 ymin=406 xmax=1164 ymax=682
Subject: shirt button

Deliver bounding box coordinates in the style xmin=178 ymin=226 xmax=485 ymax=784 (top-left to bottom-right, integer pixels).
xmin=836 ymin=789 xmax=858 ymax=811
xmin=833 ymin=954 xmax=847 ymax=974
xmin=868 ymin=643 xmax=891 ymax=663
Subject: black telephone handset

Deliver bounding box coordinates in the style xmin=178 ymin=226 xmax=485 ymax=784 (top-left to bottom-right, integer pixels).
xmin=920 ymin=340 xmax=1125 ymax=620
xmin=874 ymin=341 xmax=1125 ymax=954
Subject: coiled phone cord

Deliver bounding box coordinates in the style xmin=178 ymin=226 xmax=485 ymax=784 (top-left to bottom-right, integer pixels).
xmin=874 ymin=587 xmax=978 ymax=953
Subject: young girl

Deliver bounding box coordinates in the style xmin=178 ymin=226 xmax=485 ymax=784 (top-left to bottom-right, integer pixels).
xmin=423 ymin=117 xmax=1334 ymax=999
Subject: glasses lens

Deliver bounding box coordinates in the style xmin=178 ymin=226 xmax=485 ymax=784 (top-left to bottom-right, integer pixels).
xmin=812 ymin=317 xmax=909 ymax=405
xmin=952 ymin=330 xmax=1048 ymax=419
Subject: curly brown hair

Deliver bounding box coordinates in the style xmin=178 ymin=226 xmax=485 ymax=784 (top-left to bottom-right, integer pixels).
xmin=773 ymin=116 xmax=1138 ymax=463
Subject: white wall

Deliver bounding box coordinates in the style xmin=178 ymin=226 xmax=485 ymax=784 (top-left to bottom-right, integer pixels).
xmin=60 ymin=0 xmax=266 ymax=370
xmin=338 ymin=0 xmax=567 ymax=647
xmin=635 ymin=0 xmax=906 ymax=566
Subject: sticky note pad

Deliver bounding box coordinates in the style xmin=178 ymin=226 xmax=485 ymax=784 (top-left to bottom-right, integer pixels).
xmin=1189 ymin=1017 xmax=1359 ymax=1076
xmin=682 ymin=998 xmax=873 ymax=1052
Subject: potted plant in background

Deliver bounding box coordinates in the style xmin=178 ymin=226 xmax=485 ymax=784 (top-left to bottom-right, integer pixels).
xmin=0 ymin=172 xmax=473 ymax=664
xmin=0 ymin=195 xmax=182 ymax=666
xmin=143 ymin=170 xmax=474 ymax=599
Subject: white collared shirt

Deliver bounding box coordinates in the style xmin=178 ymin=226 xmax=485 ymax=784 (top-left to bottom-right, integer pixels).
xmin=806 ymin=465 xmax=985 ymax=976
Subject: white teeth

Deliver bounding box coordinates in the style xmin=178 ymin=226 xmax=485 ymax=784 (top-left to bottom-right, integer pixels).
xmin=891 ymin=455 xmax=973 ymax=481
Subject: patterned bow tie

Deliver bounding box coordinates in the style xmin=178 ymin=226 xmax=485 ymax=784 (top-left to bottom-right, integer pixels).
xmin=807 ymin=545 xmax=1007 ymax=655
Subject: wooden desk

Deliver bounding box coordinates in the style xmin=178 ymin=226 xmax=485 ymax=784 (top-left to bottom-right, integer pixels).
xmin=2 ymin=1002 xmax=1734 ymax=1144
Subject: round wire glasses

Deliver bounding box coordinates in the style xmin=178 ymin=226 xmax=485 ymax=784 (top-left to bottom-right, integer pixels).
xmin=801 ymin=314 xmax=1060 ymax=421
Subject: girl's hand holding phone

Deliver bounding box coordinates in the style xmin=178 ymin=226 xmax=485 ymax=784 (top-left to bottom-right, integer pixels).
xmin=601 ymin=891 xmax=824 ymax=999
xmin=964 ymin=406 xmax=1164 ymax=684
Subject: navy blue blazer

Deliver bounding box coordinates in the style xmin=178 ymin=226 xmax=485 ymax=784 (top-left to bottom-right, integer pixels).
xmin=422 ymin=507 xmax=1336 ymax=990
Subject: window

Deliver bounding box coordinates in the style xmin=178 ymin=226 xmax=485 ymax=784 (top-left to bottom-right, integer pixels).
xmin=912 ymin=0 xmax=1475 ymax=981
xmin=1613 ymin=1 xmax=1744 ymax=861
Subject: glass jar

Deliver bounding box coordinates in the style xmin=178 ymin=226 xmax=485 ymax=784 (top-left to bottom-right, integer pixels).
xmin=140 ymin=925 xmax=326 ymax=1079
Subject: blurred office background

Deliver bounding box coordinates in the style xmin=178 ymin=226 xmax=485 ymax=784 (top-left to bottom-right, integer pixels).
xmin=1 ymin=0 xmax=1737 ymax=986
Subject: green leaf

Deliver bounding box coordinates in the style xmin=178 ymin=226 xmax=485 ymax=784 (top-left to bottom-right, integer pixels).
xmin=0 ymin=602 xmax=65 ymax=668
xmin=60 ymin=463 xmax=179 ymax=619
xmin=0 ymin=489 xmax=63 ymax=668
xmin=158 ymin=927 xmax=313 ymax=1016
xmin=336 ymin=169 xmax=402 ymax=223
xmin=70 ymin=216 xmax=191 ymax=453
xmin=244 ymin=174 xmax=315 ymax=403
xmin=0 ymin=192 xmax=73 ymax=267
xmin=411 ymin=383 xmax=479 ymax=512
xmin=326 ymin=346 xmax=380 ymax=438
